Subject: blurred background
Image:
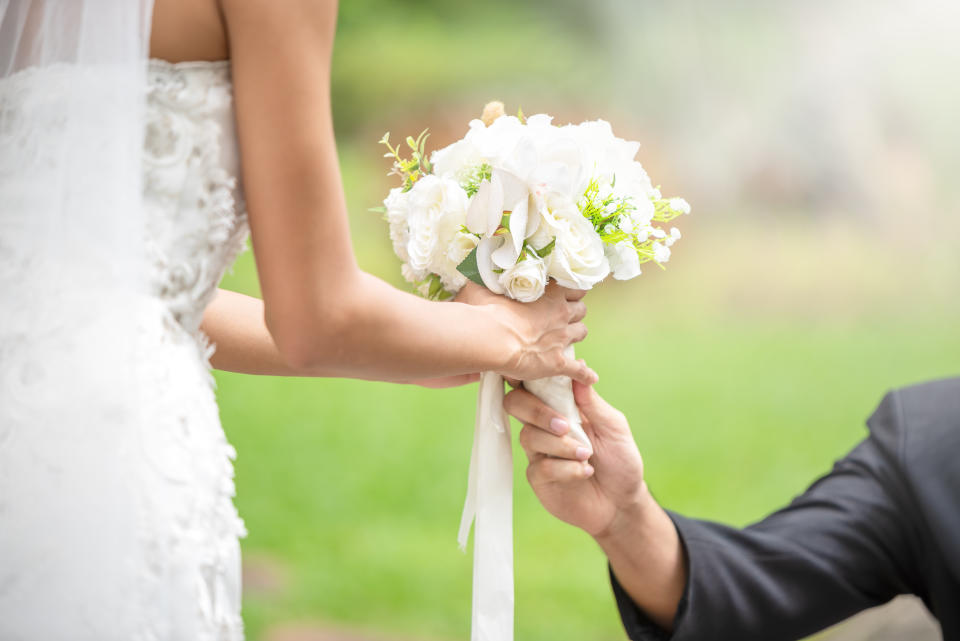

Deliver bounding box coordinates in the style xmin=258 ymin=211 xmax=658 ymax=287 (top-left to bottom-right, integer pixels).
xmin=217 ymin=0 xmax=960 ymax=639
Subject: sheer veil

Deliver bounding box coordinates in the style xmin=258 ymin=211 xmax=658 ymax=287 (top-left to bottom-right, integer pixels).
xmin=0 ymin=1 xmax=156 ymax=636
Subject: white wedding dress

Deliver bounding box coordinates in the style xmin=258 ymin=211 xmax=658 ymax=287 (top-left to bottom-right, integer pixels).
xmin=0 ymin=59 xmax=249 ymax=640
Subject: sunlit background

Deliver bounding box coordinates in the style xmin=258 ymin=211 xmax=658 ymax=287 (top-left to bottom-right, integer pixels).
xmin=216 ymin=1 xmax=960 ymax=639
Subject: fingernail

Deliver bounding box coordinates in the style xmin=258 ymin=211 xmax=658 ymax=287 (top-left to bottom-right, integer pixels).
xmin=583 ymin=463 xmax=595 ymax=477
xmin=549 ymin=418 xmax=569 ymax=435
xmin=575 ymin=447 xmax=592 ymax=461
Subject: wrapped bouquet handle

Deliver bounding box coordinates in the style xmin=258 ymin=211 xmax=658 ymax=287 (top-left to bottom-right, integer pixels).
xmin=522 ymin=345 xmax=590 ymax=447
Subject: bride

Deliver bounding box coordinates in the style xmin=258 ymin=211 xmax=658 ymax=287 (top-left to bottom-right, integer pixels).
xmin=0 ymin=0 xmax=593 ymax=638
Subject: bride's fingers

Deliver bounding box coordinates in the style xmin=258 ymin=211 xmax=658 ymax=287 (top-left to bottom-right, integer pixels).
xmin=563 ymin=357 xmax=598 ymax=385
xmin=543 ymin=281 xmax=565 ymax=300
xmin=567 ymin=300 xmax=587 ymax=323
xmin=527 ymin=457 xmax=594 ymax=486
xmin=504 ymin=388 xmax=569 ymax=433
xmin=519 ymin=424 xmax=592 ymax=461
xmin=567 ymin=322 xmax=588 ymax=344
xmin=561 ymin=287 xmax=587 ymax=302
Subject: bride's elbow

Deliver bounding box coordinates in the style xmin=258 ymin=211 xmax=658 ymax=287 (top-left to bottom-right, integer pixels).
xmin=267 ymin=305 xmax=354 ymax=373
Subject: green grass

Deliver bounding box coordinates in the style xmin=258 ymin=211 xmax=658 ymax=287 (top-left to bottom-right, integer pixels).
xmin=216 ymin=198 xmax=960 ymax=639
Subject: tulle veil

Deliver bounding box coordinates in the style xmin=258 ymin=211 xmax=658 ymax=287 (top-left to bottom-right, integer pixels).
xmin=0 ymin=1 xmax=156 ymax=635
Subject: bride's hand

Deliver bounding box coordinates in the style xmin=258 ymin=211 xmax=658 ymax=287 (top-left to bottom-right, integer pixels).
xmin=456 ymin=282 xmax=596 ymax=384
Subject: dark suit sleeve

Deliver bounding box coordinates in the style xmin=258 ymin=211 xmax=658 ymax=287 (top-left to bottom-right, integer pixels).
xmin=612 ymin=391 xmax=924 ymax=641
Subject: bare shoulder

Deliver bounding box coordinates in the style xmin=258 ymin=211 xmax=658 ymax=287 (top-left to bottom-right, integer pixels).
xmin=150 ymin=0 xmax=229 ymax=63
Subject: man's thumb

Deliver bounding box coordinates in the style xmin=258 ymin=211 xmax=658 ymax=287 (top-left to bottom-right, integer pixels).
xmin=572 ymin=380 xmax=616 ymax=426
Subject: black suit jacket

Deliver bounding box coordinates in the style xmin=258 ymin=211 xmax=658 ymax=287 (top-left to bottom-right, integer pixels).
xmin=613 ymin=378 xmax=960 ymax=641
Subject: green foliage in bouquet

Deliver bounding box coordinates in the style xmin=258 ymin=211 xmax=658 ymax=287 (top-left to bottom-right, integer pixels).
xmin=380 ymin=130 xmax=433 ymax=192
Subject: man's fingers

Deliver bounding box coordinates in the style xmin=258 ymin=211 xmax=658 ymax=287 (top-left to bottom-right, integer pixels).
xmin=519 ymin=424 xmax=592 ymax=461
xmin=516 ymin=428 xmax=546 ymax=463
xmin=527 ymin=457 xmax=594 ymax=486
xmin=504 ymin=388 xmax=570 ymax=434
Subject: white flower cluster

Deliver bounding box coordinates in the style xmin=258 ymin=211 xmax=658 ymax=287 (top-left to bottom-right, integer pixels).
xmin=381 ymin=112 xmax=689 ymax=302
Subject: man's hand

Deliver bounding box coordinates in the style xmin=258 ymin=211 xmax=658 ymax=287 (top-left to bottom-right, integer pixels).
xmin=504 ymin=380 xmax=686 ymax=631
xmin=504 ymin=381 xmax=646 ymax=537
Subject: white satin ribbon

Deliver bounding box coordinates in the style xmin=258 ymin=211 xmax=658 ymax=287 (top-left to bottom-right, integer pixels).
xmin=458 ymin=371 xmax=514 ymax=641
xmin=457 ymin=346 xmax=591 ymax=641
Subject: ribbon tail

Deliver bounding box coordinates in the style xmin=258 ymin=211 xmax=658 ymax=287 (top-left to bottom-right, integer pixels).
xmin=459 ymin=371 xmax=514 ymax=641
xmin=457 ymin=383 xmax=484 ymax=550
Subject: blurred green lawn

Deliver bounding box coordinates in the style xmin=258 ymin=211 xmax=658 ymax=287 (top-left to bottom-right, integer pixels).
xmin=217 ymin=148 xmax=959 ymax=641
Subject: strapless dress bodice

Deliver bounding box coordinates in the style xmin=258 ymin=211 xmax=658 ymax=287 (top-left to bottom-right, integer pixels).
xmin=144 ymin=59 xmax=248 ymax=337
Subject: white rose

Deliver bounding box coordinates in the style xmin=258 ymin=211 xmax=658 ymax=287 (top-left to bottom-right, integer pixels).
xmin=542 ymin=193 xmax=609 ymax=289
xmin=568 ymin=120 xmax=640 ymax=183
xmin=607 ymin=241 xmax=642 ymax=280
xmin=467 ymin=115 xmax=526 ymax=163
xmin=401 ymin=262 xmax=425 ymax=285
xmin=437 ymin=263 xmax=468 ymax=293
xmin=446 ymin=231 xmax=479 ymax=265
xmin=431 ymin=139 xmax=482 ymax=178
xmin=424 ymin=231 xmax=479 ymax=297
xmin=384 ymin=187 xmax=411 ymax=262
xmin=405 ymin=175 xmax=469 ymax=273
xmin=498 ymin=256 xmax=547 ymax=303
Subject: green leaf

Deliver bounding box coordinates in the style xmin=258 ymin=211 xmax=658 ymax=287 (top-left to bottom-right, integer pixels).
xmin=456 ymin=247 xmax=486 ymax=286
xmin=368 ymin=206 xmax=387 ymax=214
xmin=428 ymin=275 xmax=445 ymax=299
xmin=532 ymin=238 xmax=555 ymax=258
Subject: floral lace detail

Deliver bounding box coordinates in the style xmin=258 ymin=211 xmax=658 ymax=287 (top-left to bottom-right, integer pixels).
xmin=144 ymin=59 xmax=249 ymax=337
xmin=137 ymin=59 xmax=249 ymax=640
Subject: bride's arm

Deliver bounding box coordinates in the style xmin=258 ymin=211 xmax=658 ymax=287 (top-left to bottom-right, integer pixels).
xmin=212 ymin=0 xmax=593 ymax=384
xmin=203 ymin=286 xmax=474 ymax=387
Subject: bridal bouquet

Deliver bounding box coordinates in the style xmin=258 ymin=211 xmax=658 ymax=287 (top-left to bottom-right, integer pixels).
xmin=377 ymin=103 xmax=689 ymax=641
